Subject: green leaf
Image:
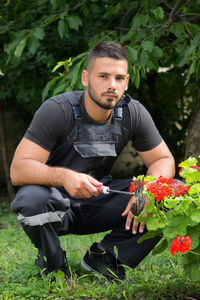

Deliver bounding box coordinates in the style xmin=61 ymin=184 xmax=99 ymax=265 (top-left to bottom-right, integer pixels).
xmin=58 ymin=20 xmax=65 ymax=39
xmin=33 ymin=27 xmax=45 ymax=40
xmin=152 ymin=46 xmax=163 ymax=58
xmin=133 ymin=65 xmax=140 ymax=89
xmin=70 ymin=60 xmax=83 ymax=88
xmin=170 ymin=23 xmax=185 ymax=39
xmin=0 ymin=68 xmax=4 ymax=76
xmin=183 ymin=247 xmax=200 ymax=281
xmin=28 ymin=37 xmax=40 ymax=55
xmin=152 ymin=238 xmax=168 ymax=255
xmin=146 ymin=216 xmax=165 ymax=231
xmin=191 ymin=33 xmax=200 ymax=46
xmin=189 ymin=183 xmax=200 ymax=196
xmin=163 ymin=225 xmax=187 ymax=238
xmin=189 ymin=60 xmax=197 ymax=76
xmin=141 ymin=41 xmax=153 ymax=53
xmin=43 ymin=15 xmax=59 ymax=26
xmin=90 ymin=4 xmax=99 ymax=13
xmin=52 ymin=83 xmax=67 ymax=96
xmin=42 ymin=82 xmax=51 ymax=101
xmin=148 ymin=56 xmax=159 ymax=71
xmin=176 ymin=54 xmax=187 ymax=67
xmin=139 ymin=49 xmax=149 ymax=67
xmin=50 ymin=0 xmax=58 ymax=9
xmin=187 ymin=226 xmax=200 ymax=250
xmin=125 ymin=46 xmax=138 ymax=62
xmin=164 ymin=199 xmax=180 ymax=209
xmin=179 ymin=157 xmax=198 ymax=168
xmin=154 ymin=7 xmax=164 ymax=19
xmin=137 ymin=229 xmax=162 ymax=244
xmin=51 ymin=58 xmax=72 ymax=73
xmin=196 ymin=61 xmax=200 ymax=81
xmin=67 ymin=15 xmax=82 ymax=31
xmin=14 ymin=36 xmax=28 ymax=57
xmin=183 ymin=261 xmax=200 ymax=281
xmin=166 ymin=214 xmax=186 ymax=227
xmin=190 ymin=209 xmax=200 ymax=223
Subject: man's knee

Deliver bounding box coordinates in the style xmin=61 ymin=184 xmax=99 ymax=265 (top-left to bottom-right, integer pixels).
xmin=11 ymin=185 xmax=51 ymax=215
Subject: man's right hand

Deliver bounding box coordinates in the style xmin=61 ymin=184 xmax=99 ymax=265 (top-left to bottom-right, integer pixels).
xmin=62 ymin=169 xmax=103 ymax=199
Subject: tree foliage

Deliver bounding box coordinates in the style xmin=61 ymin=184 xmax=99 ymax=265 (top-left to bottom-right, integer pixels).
xmin=0 ymin=0 xmax=200 ymax=168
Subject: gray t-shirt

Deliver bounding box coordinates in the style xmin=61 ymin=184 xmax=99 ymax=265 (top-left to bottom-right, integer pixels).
xmin=24 ymin=93 xmax=162 ymax=155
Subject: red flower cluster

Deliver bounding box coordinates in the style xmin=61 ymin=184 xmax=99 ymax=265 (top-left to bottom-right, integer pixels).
xmin=146 ymin=176 xmax=175 ymax=202
xmin=129 ymin=176 xmax=190 ymax=201
xmin=146 ymin=176 xmax=190 ymax=202
xmin=170 ymin=235 xmax=192 ymax=255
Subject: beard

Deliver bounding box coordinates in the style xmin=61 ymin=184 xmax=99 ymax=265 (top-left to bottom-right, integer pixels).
xmin=88 ymin=82 xmax=121 ymax=110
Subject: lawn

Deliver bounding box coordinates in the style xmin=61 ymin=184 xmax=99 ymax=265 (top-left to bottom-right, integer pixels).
xmin=0 ymin=204 xmax=199 ymax=300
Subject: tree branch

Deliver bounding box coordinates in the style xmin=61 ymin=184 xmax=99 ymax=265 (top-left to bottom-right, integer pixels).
xmin=169 ymin=0 xmax=182 ymax=19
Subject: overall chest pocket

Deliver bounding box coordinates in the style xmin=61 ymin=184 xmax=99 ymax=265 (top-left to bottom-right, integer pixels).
xmin=73 ymin=141 xmax=117 ymax=158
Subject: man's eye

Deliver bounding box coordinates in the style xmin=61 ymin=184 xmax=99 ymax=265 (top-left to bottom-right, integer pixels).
xmin=100 ymin=75 xmax=106 ymax=78
xmin=116 ymin=77 xmax=124 ymax=81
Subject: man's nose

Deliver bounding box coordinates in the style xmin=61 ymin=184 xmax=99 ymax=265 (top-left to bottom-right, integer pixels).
xmin=108 ymin=77 xmax=117 ymax=90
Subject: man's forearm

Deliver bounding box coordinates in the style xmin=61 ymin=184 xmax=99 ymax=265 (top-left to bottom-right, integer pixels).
xmin=10 ymin=158 xmax=70 ymax=187
xmin=146 ymin=157 xmax=175 ymax=179
xmin=10 ymin=158 xmax=103 ymax=199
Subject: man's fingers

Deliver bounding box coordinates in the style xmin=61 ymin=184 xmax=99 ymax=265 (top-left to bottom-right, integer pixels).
xmin=125 ymin=211 xmax=133 ymax=230
xmin=122 ymin=196 xmax=136 ymax=216
xmin=139 ymin=221 xmax=146 ymax=233
xmin=122 ymin=202 xmax=132 ymax=216
xmin=88 ymin=175 xmax=103 ymax=188
xmin=132 ymin=217 xmax=139 ymax=234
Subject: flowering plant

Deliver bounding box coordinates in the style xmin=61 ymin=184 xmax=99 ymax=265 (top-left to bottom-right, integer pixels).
xmin=130 ymin=157 xmax=200 ymax=281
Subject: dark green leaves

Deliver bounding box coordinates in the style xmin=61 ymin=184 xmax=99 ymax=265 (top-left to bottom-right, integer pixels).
xmin=154 ymin=6 xmax=164 ymax=19
xmin=67 ymin=15 xmax=82 ymax=31
xmin=33 ymin=27 xmax=45 ymax=40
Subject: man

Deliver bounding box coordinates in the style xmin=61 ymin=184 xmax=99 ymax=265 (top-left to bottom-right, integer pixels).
xmin=10 ymin=41 xmax=175 ymax=282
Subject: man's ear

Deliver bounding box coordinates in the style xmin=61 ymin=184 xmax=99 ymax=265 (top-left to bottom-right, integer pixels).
xmin=81 ymin=70 xmax=89 ymax=87
xmin=125 ymin=74 xmax=130 ymax=90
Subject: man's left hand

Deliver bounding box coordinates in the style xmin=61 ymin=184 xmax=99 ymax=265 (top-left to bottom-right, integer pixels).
xmin=122 ymin=196 xmax=149 ymax=234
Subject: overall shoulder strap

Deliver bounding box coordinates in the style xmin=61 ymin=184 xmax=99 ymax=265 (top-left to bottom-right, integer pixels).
xmin=114 ymin=94 xmax=131 ymax=123
xmin=63 ymin=91 xmax=84 ymax=119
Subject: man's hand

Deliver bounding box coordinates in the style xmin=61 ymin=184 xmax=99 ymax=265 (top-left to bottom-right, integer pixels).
xmin=62 ymin=169 xmax=103 ymax=199
xmin=122 ymin=196 xmax=149 ymax=234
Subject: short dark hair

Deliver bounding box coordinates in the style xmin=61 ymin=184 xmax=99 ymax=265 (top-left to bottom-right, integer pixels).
xmin=87 ymin=41 xmax=128 ymax=70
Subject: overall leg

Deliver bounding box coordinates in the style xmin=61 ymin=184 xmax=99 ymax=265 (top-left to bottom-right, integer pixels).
xmin=11 ymin=185 xmax=71 ymax=274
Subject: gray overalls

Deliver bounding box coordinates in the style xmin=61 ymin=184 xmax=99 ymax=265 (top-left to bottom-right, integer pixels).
xmin=11 ymin=91 xmax=160 ymax=273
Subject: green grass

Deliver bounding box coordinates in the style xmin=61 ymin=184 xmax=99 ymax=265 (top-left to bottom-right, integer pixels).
xmin=0 ymin=205 xmax=200 ymax=300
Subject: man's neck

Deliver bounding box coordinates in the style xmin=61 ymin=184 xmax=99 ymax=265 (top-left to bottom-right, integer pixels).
xmin=84 ymin=91 xmax=112 ymax=123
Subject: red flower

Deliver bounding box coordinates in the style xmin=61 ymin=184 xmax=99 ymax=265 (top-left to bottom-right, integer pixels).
xmin=179 ymin=167 xmax=183 ymax=174
xmin=129 ymin=180 xmax=146 ymax=193
xmin=170 ymin=236 xmax=192 ymax=255
xmin=147 ymin=181 xmax=172 ymax=202
xmin=179 ymin=165 xmax=200 ymax=173
xmin=191 ymin=165 xmax=200 ymax=172
xmin=174 ymin=183 xmax=190 ymax=197
xmin=129 ymin=182 xmax=135 ymax=193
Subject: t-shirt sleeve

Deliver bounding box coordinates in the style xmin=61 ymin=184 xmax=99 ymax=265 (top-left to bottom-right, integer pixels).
xmin=24 ymin=99 xmax=68 ymax=152
xmin=129 ymin=100 xmax=162 ymax=152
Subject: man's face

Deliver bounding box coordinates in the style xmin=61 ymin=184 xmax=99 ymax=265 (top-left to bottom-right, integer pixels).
xmin=82 ymin=57 xmax=129 ymax=110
